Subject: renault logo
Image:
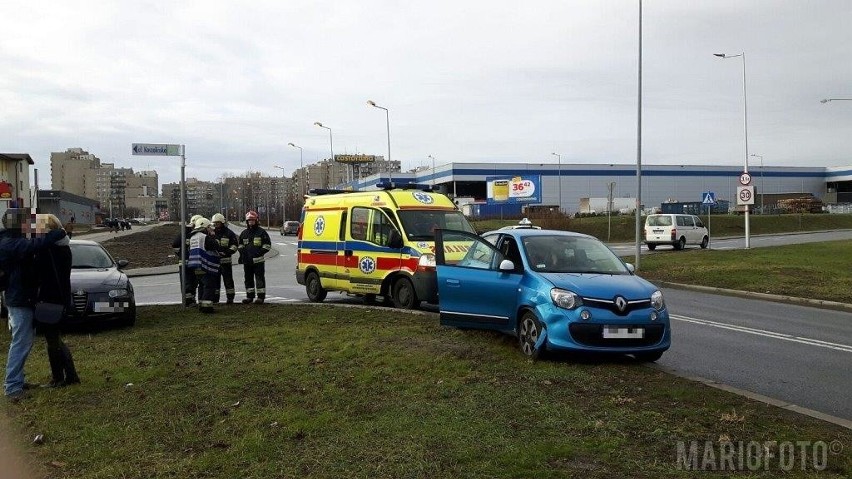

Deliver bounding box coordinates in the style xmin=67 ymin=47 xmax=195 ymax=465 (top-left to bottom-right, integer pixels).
xmin=614 ymin=296 xmax=627 ymax=312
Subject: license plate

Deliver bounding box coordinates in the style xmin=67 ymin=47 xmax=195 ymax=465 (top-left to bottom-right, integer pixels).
xmin=602 ymin=326 xmax=644 ymax=339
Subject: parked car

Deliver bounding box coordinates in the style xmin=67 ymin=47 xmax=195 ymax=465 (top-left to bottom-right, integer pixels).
xmin=280 ymin=220 xmax=300 ymax=236
xmin=644 ymin=213 xmax=709 ymax=250
xmin=66 ymin=240 xmax=136 ymax=327
xmin=434 ymin=228 xmax=670 ymax=361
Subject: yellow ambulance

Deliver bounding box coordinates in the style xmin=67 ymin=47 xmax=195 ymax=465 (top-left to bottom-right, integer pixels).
xmin=296 ymin=184 xmax=476 ymax=309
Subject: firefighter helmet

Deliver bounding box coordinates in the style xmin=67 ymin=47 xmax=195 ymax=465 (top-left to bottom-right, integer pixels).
xmin=211 ymin=213 xmax=226 ymax=224
xmin=245 ymin=211 xmax=259 ymax=221
xmin=194 ymin=217 xmax=211 ymax=230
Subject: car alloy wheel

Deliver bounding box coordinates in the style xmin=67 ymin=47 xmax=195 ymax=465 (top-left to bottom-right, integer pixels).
xmin=305 ymin=271 xmax=327 ymax=302
xmin=518 ymin=312 xmax=544 ymax=358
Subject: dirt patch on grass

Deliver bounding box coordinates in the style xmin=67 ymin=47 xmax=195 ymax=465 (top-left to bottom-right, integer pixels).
xmin=100 ymin=223 xmax=182 ymax=268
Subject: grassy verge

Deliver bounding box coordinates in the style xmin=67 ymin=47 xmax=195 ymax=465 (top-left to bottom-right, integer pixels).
xmin=635 ymin=240 xmax=852 ymax=304
xmin=3 ymin=305 xmax=849 ymax=478
xmin=472 ymin=214 xmax=852 ymax=242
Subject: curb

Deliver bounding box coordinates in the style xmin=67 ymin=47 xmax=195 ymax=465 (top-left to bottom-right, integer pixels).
xmin=648 ymin=363 xmax=852 ymax=430
xmin=655 ymin=281 xmax=852 ymax=313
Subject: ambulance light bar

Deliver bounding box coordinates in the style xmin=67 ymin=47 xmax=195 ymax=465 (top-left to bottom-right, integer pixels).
xmin=375 ymin=182 xmax=434 ymax=192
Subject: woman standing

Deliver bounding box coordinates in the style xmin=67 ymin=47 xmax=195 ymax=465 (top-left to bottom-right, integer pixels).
xmin=34 ymin=214 xmax=79 ymax=387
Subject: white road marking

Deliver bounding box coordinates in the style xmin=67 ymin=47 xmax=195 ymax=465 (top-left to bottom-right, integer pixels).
xmin=670 ymin=314 xmax=852 ymax=353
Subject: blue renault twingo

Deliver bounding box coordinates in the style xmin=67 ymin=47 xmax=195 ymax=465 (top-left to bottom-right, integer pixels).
xmin=434 ymin=227 xmax=670 ymax=360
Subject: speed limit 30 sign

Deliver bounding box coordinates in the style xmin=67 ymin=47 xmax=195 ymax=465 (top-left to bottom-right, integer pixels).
xmin=737 ymin=185 xmax=755 ymax=205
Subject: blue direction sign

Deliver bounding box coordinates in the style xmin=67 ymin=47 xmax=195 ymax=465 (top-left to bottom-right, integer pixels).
xmin=702 ymin=191 xmax=717 ymax=205
xmin=132 ymin=143 xmax=181 ymax=156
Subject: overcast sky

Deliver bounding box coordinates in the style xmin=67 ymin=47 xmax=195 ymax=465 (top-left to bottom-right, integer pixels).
xmin=2 ymin=1 xmax=851 ymax=188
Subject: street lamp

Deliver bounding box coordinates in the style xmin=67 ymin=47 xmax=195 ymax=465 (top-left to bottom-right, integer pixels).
xmin=273 ymin=165 xmax=286 ymax=223
xmin=714 ymin=51 xmax=751 ymax=249
xmin=288 ymin=142 xmax=304 ymax=196
xmin=367 ymin=100 xmax=392 ymax=182
xmin=427 ymin=155 xmax=436 ymax=187
xmin=313 ymin=121 xmax=334 ymax=174
xmin=750 ymin=153 xmax=764 ymax=214
xmin=821 ymin=98 xmax=852 ymax=103
xmin=551 ymin=152 xmax=562 ymax=213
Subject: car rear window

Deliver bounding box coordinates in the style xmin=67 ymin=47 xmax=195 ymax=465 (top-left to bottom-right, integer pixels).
xmin=646 ymin=216 xmax=672 ymax=227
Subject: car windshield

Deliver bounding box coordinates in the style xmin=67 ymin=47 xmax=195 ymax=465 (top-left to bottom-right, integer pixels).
xmin=70 ymin=243 xmax=116 ymax=269
xmin=522 ymin=235 xmax=629 ymax=274
xmin=397 ymin=210 xmax=475 ymax=241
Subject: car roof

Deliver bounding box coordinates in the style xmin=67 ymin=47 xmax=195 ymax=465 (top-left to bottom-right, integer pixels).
xmin=483 ymin=228 xmax=597 ymax=241
xmin=69 ymin=239 xmax=100 ymax=246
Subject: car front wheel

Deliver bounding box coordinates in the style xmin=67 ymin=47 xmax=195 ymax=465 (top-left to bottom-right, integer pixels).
xmin=518 ymin=311 xmax=544 ymax=359
xmin=700 ymin=236 xmax=709 ymax=249
xmin=391 ymin=277 xmax=419 ymax=309
xmin=305 ymin=271 xmax=327 ymax=302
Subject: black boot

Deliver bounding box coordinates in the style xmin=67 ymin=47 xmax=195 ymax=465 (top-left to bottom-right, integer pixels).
xmin=254 ymin=296 xmax=265 ymax=305
xmin=226 ymin=295 xmax=234 ymax=304
xmin=241 ymin=297 xmax=254 ymax=304
xmin=60 ymin=344 xmax=80 ymax=385
xmin=45 ymin=347 xmax=65 ymax=387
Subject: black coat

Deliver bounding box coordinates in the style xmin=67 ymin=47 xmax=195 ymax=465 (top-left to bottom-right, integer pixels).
xmin=36 ymin=242 xmax=72 ymax=309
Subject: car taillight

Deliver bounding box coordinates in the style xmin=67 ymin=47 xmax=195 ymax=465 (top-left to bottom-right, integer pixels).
xmin=670 ymin=228 xmax=677 ymax=241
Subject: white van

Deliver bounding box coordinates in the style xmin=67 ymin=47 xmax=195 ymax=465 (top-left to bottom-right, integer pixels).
xmin=644 ymin=214 xmax=709 ymax=251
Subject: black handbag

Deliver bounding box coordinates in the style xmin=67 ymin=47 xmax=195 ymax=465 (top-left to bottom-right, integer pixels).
xmin=34 ymin=301 xmax=65 ymax=325
xmin=34 ymin=249 xmax=67 ymax=325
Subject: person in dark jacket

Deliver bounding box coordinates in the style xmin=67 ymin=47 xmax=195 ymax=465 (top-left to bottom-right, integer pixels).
xmin=172 ymin=214 xmax=202 ymax=306
xmin=211 ymin=213 xmax=238 ymax=304
xmin=0 ymin=208 xmax=67 ymax=401
xmin=238 ymin=211 xmax=271 ymax=304
xmin=34 ymin=214 xmax=79 ymax=387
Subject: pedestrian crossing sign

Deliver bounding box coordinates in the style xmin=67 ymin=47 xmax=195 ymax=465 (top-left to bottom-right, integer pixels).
xmin=702 ymin=192 xmax=717 ymax=205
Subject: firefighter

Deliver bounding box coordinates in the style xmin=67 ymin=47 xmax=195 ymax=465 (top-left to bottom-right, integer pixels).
xmin=172 ymin=214 xmax=202 ymax=306
xmin=238 ymin=211 xmax=271 ymax=304
xmin=211 ymin=213 xmax=238 ymax=304
xmin=187 ymin=217 xmax=220 ymax=313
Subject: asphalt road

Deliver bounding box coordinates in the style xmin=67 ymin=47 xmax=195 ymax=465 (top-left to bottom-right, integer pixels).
xmin=130 ymin=227 xmax=852 ymax=422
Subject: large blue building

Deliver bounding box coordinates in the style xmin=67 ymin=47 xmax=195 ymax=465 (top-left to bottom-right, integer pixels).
xmin=343 ymin=162 xmax=851 ymax=215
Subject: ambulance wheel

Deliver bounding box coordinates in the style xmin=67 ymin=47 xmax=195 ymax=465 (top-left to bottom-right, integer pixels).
xmin=391 ymin=277 xmax=419 ymax=309
xmin=364 ymin=294 xmax=378 ymax=305
xmin=305 ymin=271 xmax=327 ymax=302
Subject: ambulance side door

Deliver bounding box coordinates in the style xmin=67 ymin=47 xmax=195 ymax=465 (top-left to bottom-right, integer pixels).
xmin=344 ymin=207 xmax=401 ymax=294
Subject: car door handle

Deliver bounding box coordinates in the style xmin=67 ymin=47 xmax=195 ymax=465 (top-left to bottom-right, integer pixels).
xmin=445 ymin=279 xmax=460 ymax=287
xmin=344 ymin=249 xmax=353 ymax=257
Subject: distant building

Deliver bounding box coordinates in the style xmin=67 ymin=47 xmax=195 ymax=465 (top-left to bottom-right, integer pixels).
xmin=37 ymin=190 xmax=101 ymax=225
xmin=0 ymin=153 xmax=34 ymax=210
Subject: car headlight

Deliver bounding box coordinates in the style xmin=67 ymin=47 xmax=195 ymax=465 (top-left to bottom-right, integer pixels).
xmin=651 ymin=290 xmax=665 ymax=310
xmin=551 ymin=288 xmax=582 ymax=310
xmin=108 ymin=289 xmax=129 ymax=298
xmin=417 ymin=253 xmax=436 ymax=272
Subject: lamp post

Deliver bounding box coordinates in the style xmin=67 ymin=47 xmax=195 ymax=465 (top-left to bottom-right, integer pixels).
xmin=314 ymin=122 xmax=335 ymax=181
xmin=273 ymin=165 xmax=286 ymax=223
xmin=288 ymin=142 xmax=304 ymax=196
xmin=635 ymin=0 xmax=643 ymax=269
xmin=714 ymin=51 xmax=750 ymax=249
xmin=750 ymin=154 xmax=764 ymax=214
xmin=551 ymin=152 xmax=562 ymax=213
xmin=367 ymin=100 xmax=392 ymax=183
xmin=427 ymin=154 xmax=436 ymax=187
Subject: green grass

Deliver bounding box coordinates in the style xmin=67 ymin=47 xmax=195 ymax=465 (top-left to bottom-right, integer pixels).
xmin=472 ymin=213 xmax=852 ymax=242
xmin=3 ymin=305 xmax=850 ymax=478
xmin=635 ymin=240 xmax=852 ymax=304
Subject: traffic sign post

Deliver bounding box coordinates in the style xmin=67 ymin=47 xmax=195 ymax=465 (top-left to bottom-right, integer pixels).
xmin=133 ymin=143 xmax=186 ymax=305
xmin=702 ymin=191 xmax=716 ymax=249
xmin=738 ymin=170 xmax=751 ymax=249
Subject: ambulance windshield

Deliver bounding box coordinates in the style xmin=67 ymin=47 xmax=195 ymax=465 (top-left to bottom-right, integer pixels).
xmin=398 ymin=210 xmax=475 ymax=241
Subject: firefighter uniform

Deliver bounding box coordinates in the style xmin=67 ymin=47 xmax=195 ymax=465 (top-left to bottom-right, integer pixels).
xmin=238 ymin=211 xmax=272 ymax=304
xmin=212 ymin=219 xmax=239 ymax=303
xmin=188 ymin=218 xmax=220 ymax=313
xmin=172 ymin=215 xmax=202 ymax=306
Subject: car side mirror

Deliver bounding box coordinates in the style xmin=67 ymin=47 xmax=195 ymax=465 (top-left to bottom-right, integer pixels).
xmin=117 ymin=259 xmax=129 ymax=269
xmin=624 ymin=262 xmax=635 ymax=273
xmin=388 ymin=229 xmax=403 ymax=249
xmin=499 ymin=259 xmax=515 ymax=271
